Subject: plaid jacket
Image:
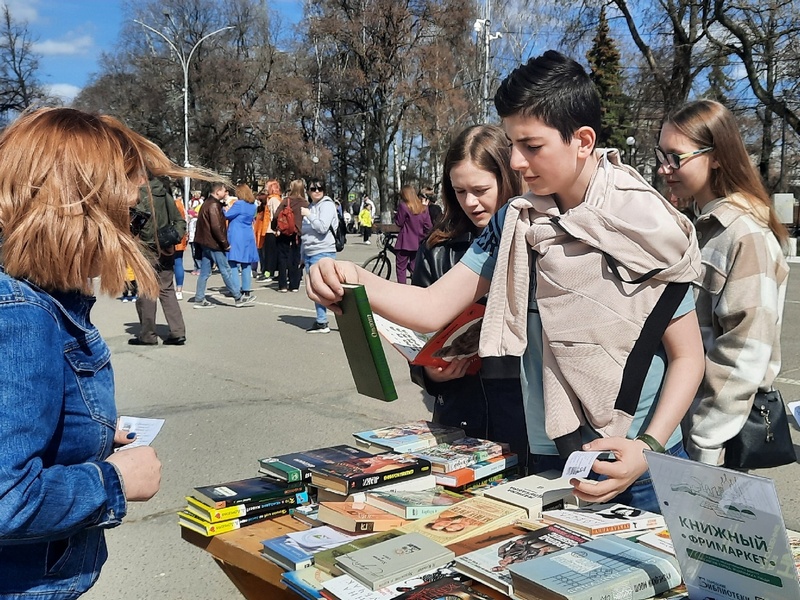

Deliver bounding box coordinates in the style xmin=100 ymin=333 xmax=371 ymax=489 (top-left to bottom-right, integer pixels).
xmin=686 ymin=196 xmax=789 ymax=465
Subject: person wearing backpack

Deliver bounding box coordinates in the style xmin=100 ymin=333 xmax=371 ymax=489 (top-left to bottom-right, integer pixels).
xmin=273 ymin=179 xmax=308 ymax=292
xmin=301 ymin=179 xmax=339 ymax=333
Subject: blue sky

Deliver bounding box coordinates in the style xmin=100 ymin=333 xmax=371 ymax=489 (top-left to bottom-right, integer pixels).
xmin=4 ymin=0 xmax=302 ymax=103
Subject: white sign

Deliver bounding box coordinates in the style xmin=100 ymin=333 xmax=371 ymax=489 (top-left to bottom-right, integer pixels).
xmin=646 ymin=452 xmax=800 ymax=600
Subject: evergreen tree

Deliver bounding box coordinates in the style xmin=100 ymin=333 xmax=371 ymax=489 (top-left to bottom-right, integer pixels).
xmin=586 ymin=7 xmax=628 ymax=150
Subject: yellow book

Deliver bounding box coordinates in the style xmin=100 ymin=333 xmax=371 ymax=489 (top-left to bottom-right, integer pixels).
xmin=184 ymin=494 xmax=298 ymax=523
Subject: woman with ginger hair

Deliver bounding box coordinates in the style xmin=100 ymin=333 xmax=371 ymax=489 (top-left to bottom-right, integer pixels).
xmin=0 ymin=107 xmax=219 ymax=597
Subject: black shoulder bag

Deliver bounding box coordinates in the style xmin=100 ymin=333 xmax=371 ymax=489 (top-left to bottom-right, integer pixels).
xmin=724 ymin=389 xmax=796 ymax=470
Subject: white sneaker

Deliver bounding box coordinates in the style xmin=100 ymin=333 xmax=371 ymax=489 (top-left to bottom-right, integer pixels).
xmin=175 ymin=291 xmax=183 ymax=300
xmin=365 ymin=240 xmax=371 ymax=245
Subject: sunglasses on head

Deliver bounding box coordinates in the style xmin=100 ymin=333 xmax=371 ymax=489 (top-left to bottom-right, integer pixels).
xmin=654 ymin=146 xmax=714 ymax=170
xmin=308 ymin=186 xmax=323 ymax=192
xmin=129 ymin=207 xmax=151 ymax=236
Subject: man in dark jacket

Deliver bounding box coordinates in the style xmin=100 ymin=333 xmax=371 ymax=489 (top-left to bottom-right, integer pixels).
xmin=129 ymin=177 xmax=188 ymax=346
xmin=193 ymin=182 xmax=255 ymax=308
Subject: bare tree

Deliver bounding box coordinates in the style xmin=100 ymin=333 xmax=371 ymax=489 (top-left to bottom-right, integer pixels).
xmin=0 ymin=6 xmax=45 ymax=120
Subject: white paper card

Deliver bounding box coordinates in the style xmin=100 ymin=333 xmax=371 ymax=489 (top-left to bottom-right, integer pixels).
xmin=116 ymin=416 xmax=164 ymax=450
xmin=562 ymin=451 xmax=607 ymax=479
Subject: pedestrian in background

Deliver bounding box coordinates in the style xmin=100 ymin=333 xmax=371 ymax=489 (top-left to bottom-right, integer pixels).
xmin=273 ymin=179 xmax=308 ymax=292
xmin=301 ymin=179 xmax=339 ymax=333
xmin=394 ymin=184 xmax=431 ymax=283
xmin=226 ymin=183 xmax=259 ymax=302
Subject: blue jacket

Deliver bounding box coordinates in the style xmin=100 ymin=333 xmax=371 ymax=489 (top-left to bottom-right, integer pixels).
xmin=225 ymin=200 xmax=259 ymax=263
xmin=0 ymin=270 xmax=126 ymax=599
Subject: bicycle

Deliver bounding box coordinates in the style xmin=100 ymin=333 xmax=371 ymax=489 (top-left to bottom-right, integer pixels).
xmin=362 ymin=231 xmax=396 ymax=279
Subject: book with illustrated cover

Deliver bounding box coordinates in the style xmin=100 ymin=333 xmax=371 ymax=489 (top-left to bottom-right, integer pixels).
xmin=541 ymin=502 xmax=665 ymax=537
xmin=484 ymin=470 xmax=575 ymax=519
xmin=399 ymin=496 xmax=526 ymax=546
xmin=507 ymin=534 xmax=682 ymax=600
xmin=352 ymin=420 xmax=465 ymax=454
xmin=261 ymin=534 xmax=317 ymax=571
xmin=434 ymin=454 xmax=518 ymax=488
xmin=454 ymin=523 xmax=592 ymax=596
xmin=372 ymin=302 xmax=485 ymax=375
xmin=309 ymin=452 xmax=432 ymax=495
xmin=636 ymin=527 xmax=675 ymax=555
xmin=412 ymin=437 xmax=509 ymax=473
xmin=321 ymin=563 xmax=470 ymax=599
xmin=317 ymin=501 xmax=409 ymax=533
xmin=335 ymin=283 xmax=397 ymax=402
xmin=192 ymin=476 xmax=303 ymax=508
xmin=258 ymin=444 xmax=373 ymax=483
xmin=365 ymin=487 xmax=466 ymax=520
xmin=281 ymin=566 xmax=333 ymax=600
xmin=184 ymin=492 xmax=303 ymax=523
xmin=335 ymin=532 xmax=455 ymax=590
xmin=392 ymin=576 xmax=493 ymax=599
xmin=316 ymin=474 xmax=438 ymax=504
xmin=313 ymin=530 xmax=405 ymax=575
xmin=178 ymin=506 xmax=289 ymax=537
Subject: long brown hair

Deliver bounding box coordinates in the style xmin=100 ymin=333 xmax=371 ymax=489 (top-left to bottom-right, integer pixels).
xmin=288 ymin=179 xmax=306 ymax=199
xmin=400 ymin=185 xmax=424 ymax=215
xmin=428 ymin=125 xmax=524 ymax=248
xmin=235 ymin=183 xmax=256 ymax=203
xmin=0 ymin=107 xmax=220 ymax=297
xmin=664 ymin=100 xmax=788 ymax=245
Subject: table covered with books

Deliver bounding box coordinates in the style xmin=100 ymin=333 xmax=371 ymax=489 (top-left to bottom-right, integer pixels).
xmin=180 ymin=420 xmax=800 ymax=600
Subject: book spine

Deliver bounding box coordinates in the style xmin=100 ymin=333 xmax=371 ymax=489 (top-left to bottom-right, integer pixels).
xmin=238 ymin=506 xmax=290 ymax=526
xmin=216 ymin=484 xmax=305 ymax=508
xmin=351 ymin=286 xmax=398 ymax=401
xmin=204 ymin=495 xmax=299 ymax=522
xmin=261 ymin=460 xmax=303 ymax=483
xmin=407 ymin=505 xmax=449 ymax=519
xmin=348 ymin=460 xmax=431 ymax=492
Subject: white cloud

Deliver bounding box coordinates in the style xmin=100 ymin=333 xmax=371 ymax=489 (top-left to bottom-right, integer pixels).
xmin=33 ymin=35 xmax=93 ymax=56
xmin=0 ymin=0 xmax=39 ymax=23
xmin=46 ymin=83 xmax=81 ymax=103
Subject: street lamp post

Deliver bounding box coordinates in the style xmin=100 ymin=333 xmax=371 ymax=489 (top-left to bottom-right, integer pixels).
xmin=400 ymin=162 xmax=407 ymax=186
xmin=625 ymin=136 xmax=637 ymax=168
xmin=134 ymin=18 xmax=233 ymax=211
xmin=311 ymin=155 xmax=320 ymax=177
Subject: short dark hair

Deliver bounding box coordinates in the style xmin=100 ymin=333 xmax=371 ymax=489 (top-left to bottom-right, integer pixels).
xmin=308 ymin=180 xmax=325 ymax=191
xmin=494 ymin=50 xmax=602 ymax=143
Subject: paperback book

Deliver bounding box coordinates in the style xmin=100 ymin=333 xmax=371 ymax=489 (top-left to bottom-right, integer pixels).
xmin=399 ymin=496 xmax=526 ymax=545
xmin=392 ymin=576 xmax=493 ymax=600
xmin=192 ymin=476 xmax=303 ymax=508
xmin=309 ymin=452 xmax=432 ymax=495
xmin=507 ymin=534 xmax=682 ymax=600
xmin=352 ymin=420 xmax=465 ymax=454
xmin=317 ymin=500 xmax=409 ymax=533
xmin=484 ymin=470 xmax=575 ymax=519
xmin=335 ymin=532 xmax=455 ymax=590
xmin=313 ymin=530 xmax=405 ymax=575
xmin=281 ymin=566 xmax=333 ymax=600
xmin=178 ymin=506 xmax=289 ymax=537
xmin=315 ymin=473 xmax=438 ymax=504
xmin=434 ymin=453 xmax=517 ymax=488
xmin=258 ymin=444 xmax=373 ymax=483
xmin=541 ymin=502 xmax=665 ymax=537
xmin=365 ymin=487 xmax=465 ymax=520
xmin=321 ymin=562 xmax=470 ymax=600
xmin=412 ymin=437 xmax=509 ymax=473
xmin=335 ymin=283 xmax=397 ymax=401
xmin=261 ymin=534 xmax=317 ymax=571
xmin=184 ymin=493 xmax=303 ymax=523
xmin=440 ymin=466 xmax=519 ymax=494
xmin=453 ymin=523 xmax=592 ymax=596
xmin=372 ymin=302 xmax=485 ymax=375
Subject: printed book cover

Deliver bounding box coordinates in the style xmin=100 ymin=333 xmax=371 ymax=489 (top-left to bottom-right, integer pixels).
xmin=281 ymin=566 xmax=334 ymax=599
xmin=317 ymin=501 xmax=409 ymax=533
xmin=484 ymin=470 xmax=575 ymax=519
xmin=635 ymin=527 xmax=675 ymax=556
xmin=454 ymin=523 xmax=592 ymax=595
xmin=392 ymin=576 xmax=493 ymax=599
xmin=258 ymin=444 xmax=373 ymax=483
xmin=507 ymin=534 xmax=682 ymax=600
xmin=184 ymin=493 xmax=300 ymax=523
xmin=437 ymin=463 xmax=519 ymax=492
xmin=434 ymin=454 xmax=518 ymax=489
xmin=335 ymin=283 xmax=398 ymax=402
xmin=352 ymin=420 xmax=465 ymax=454
xmin=285 ymin=525 xmax=368 ymax=551
xmin=315 ymin=474 xmax=438 ymax=504
xmin=313 ymin=530 xmax=405 ymax=576
xmin=372 ymin=302 xmax=485 ymax=375
xmin=192 ymin=476 xmax=303 ymax=508
xmin=321 ymin=562 xmax=470 ymax=600
xmin=335 ymin=531 xmax=455 ymax=590
xmin=541 ymin=502 xmax=665 ymax=537
xmin=178 ymin=506 xmax=288 ymax=537
xmin=365 ymin=487 xmax=466 ymax=520
xmin=399 ymin=495 xmax=526 ymax=546
xmin=261 ymin=534 xmax=316 ymax=571
xmin=309 ymin=452 xmax=432 ymax=495
xmin=412 ymin=437 xmax=509 ymax=473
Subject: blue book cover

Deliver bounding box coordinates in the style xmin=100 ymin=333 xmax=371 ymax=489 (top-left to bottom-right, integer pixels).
xmin=507 ymin=535 xmax=681 ymax=600
xmin=261 ymin=534 xmax=315 ymax=571
xmin=280 ymin=566 xmax=332 ymax=599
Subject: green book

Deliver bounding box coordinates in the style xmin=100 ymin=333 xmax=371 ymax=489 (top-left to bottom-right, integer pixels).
xmin=335 ymin=283 xmax=398 ymax=401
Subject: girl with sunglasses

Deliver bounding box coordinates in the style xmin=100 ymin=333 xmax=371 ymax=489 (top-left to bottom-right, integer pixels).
xmin=657 ymin=99 xmax=789 ymax=466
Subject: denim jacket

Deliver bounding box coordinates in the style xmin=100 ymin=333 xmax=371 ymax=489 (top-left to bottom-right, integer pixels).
xmin=0 ymin=270 xmax=126 ymax=599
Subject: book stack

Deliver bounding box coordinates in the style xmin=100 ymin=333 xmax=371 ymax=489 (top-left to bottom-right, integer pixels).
xmin=539 ymin=502 xmax=666 ymax=537
xmin=261 ymin=525 xmax=365 ymax=571
xmin=317 ymin=500 xmax=409 ymax=533
xmin=364 ymin=487 xmax=466 ymax=519
xmin=178 ymin=476 xmax=306 ymax=537
xmin=308 ymin=451 xmax=433 ymax=496
xmin=257 ymin=444 xmax=373 ymax=484
xmin=352 ymin=420 xmax=466 ymax=453
xmin=410 ymin=437 xmax=510 ymax=473
xmin=483 ymin=470 xmax=577 ymax=519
